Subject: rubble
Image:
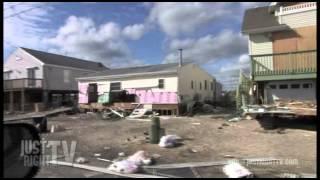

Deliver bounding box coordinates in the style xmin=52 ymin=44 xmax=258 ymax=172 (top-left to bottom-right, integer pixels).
xmin=228 ymin=117 xmax=241 ymax=122
xmin=158 ymin=135 xmax=182 ymax=148
xmin=223 ymin=162 xmax=254 ymax=178
xmin=75 ymin=157 xmax=89 ymax=164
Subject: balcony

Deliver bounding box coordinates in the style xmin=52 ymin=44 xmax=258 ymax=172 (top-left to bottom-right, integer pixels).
xmin=4 ymin=78 xmax=43 ymax=90
xmin=251 ymin=50 xmax=317 ymax=81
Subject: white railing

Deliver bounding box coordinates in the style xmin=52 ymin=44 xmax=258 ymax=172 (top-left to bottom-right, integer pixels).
xmin=280 ymin=2 xmax=316 ymax=15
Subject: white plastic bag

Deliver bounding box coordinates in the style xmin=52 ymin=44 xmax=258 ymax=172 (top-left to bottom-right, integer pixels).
xmin=127 ymin=150 xmax=152 ymax=166
xmin=107 ymin=160 xmax=139 ymax=174
xmin=159 ymin=135 xmax=182 ymax=148
xmin=223 ymin=162 xmax=253 ymax=178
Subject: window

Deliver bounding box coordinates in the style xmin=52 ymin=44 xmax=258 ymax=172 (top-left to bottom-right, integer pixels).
xmin=279 ymin=84 xmax=288 ymax=89
xmin=63 ymin=70 xmax=70 ymax=83
xmin=269 ymin=85 xmax=276 ymax=89
xmin=211 ymin=82 xmax=214 ymax=90
xmin=199 ymin=82 xmax=202 ymax=90
xmin=303 ymin=83 xmax=312 ymax=89
xmin=4 ymin=71 xmax=11 ymax=80
xmin=27 ymin=68 xmax=36 ymax=86
xmin=158 ymin=79 xmax=164 ymax=89
xmin=204 ymin=80 xmax=207 ymax=90
xmin=110 ymin=82 xmax=121 ymax=91
xmin=291 ymin=84 xmax=300 ymax=89
xmin=191 ymin=80 xmax=194 ymax=89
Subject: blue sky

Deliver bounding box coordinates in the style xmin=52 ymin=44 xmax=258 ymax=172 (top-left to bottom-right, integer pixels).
xmin=3 ymin=2 xmax=268 ymax=90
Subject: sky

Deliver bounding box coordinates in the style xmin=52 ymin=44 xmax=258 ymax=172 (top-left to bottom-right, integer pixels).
xmin=3 ymin=2 xmax=269 ymax=90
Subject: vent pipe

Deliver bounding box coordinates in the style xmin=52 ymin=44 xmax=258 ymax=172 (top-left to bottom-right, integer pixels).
xmin=178 ymin=48 xmax=183 ymax=67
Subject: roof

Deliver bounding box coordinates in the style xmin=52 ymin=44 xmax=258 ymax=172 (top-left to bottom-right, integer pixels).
xmin=21 ymin=47 xmax=108 ymax=71
xmin=79 ymin=62 xmax=190 ymax=79
xmin=242 ymin=6 xmax=288 ymax=34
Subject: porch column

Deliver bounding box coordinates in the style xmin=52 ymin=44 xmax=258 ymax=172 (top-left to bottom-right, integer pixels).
xmin=21 ymin=90 xmax=25 ymax=112
xmin=42 ymin=90 xmax=49 ymax=108
xmin=9 ymin=91 xmax=14 ymax=112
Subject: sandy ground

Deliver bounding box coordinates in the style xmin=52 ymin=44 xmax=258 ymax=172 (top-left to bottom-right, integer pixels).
xmin=33 ymin=112 xmax=316 ymax=178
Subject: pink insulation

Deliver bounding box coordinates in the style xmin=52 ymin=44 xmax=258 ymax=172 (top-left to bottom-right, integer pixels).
xmin=78 ymin=83 xmax=88 ymax=104
xmin=126 ymin=89 xmax=178 ymax=104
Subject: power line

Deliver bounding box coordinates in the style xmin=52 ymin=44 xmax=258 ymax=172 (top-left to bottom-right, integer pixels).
xmin=4 ymin=2 xmax=25 ymax=11
xmin=4 ymin=4 xmax=46 ymax=19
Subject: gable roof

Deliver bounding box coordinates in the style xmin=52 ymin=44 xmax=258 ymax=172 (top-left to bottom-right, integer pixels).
xmin=78 ymin=62 xmax=190 ymax=80
xmin=21 ymin=47 xmax=108 ymax=71
xmin=242 ymin=6 xmax=289 ymax=34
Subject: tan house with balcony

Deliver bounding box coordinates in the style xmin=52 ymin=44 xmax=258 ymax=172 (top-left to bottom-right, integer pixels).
xmin=4 ymin=47 xmax=108 ymax=112
xmin=242 ymin=2 xmax=317 ymax=103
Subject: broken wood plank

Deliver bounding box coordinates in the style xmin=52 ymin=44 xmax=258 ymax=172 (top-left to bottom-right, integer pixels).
xmin=109 ymin=108 xmax=124 ymax=118
xmin=48 ymin=160 xmax=167 ymax=178
xmin=143 ymin=158 xmax=281 ymax=169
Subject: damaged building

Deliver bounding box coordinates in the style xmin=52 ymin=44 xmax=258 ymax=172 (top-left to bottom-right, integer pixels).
xmin=77 ymin=62 xmax=222 ymax=115
xmin=242 ymin=2 xmax=317 ymax=104
xmin=3 ymin=47 xmax=108 ymax=112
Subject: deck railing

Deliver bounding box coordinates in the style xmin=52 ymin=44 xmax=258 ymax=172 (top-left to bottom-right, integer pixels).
xmin=251 ymin=50 xmax=317 ymax=78
xmin=4 ymin=78 xmax=43 ymax=90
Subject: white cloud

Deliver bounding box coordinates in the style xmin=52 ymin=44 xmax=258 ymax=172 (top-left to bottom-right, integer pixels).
xmin=45 ymin=16 xmax=145 ymax=67
xmin=163 ymin=29 xmax=248 ymax=64
xmin=122 ymin=24 xmax=145 ymax=40
xmin=148 ymin=2 xmax=231 ymax=37
xmin=238 ymin=54 xmax=250 ymax=64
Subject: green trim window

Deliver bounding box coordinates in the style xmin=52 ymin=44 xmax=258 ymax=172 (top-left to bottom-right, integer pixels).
xmin=269 ymin=85 xmax=277 ymax=89
xmin=303 ymin=83 xmax=312 ymax=89
xmin=191 ymin=80 xmax=194 ymax=89
xmin=110 ymin=82 xmax=121 ymax=91
xmin=199 ymin=82 xmax=202 ymax=90
xmin=158 ymin=79 xmax=164 ymax=89
xmin=291 ymin=84 xmax=300 ymax=89
xmin=279 ymin=84 xmax=288 ymax=89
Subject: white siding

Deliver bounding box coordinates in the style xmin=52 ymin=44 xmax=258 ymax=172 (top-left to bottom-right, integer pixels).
xmin=249 ymin=34 xmax=273 ymax=55
xmin=3 ymin=48 xmax=43 ymax=79
xmin=249 ymin=34 xmax=274 ymax=71
xmin=178 ymin=64 xmax=215 ymax=103
xmin=280 ymin=10 xmax=317 ymax=28
xmin=78 ymin=75 xmax=178 ymax=93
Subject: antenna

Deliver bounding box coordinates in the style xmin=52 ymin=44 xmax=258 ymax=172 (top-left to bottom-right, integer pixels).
xmin=178 ymin=48 xmax=183 ymax=67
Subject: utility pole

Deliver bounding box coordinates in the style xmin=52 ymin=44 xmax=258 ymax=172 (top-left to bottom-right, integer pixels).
xmin=178 ymin=49 xmax=183 ymax=67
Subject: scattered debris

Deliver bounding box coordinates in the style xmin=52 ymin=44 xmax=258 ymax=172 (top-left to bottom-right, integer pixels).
xmin=188 ymin=148 xmax=198 ymax=153
xmin=94 ymin=153 xmax=101 ymax=157
xmin=151 ymin=154 xmax=161 ymax=159
xmin=75 ymin=157 xmax=89 ymax=164
xmin=97 ymin=158 xmax=113 ymax=163
xmin=221 ymin=123 xmax=230 ymax=127
xmin=107 ymin=160 xmax=139 ymax=174
xmin=218 ymin=126 xmax=223 ymax=129
xmin=228 ymin=117 xmax=241 ymax=122
xmin=127 ymin=150 xmax=153 ymax=166
xmin=223 ymin=155 xmax=235 ymax=158
xmin=103 ymin=147 xmax=111 ymax=151
xmin=50 ymin=124 xmax=66 ymax=133
xmin=223 ymin=162 xmax=254 ymax=178
xmin=118 ymin=152 xmax=126 ymax=157
xmin=48 ymin=160 xmax=166 ymax=178
xmin=191 ymin=122 xmax=201 ymax=125
xmin=159 ymin=135 xmax=182 ymax=148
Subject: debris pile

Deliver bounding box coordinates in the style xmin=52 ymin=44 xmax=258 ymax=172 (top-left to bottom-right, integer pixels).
xmin=107 ymin=150 xmax=153 ymax=174
xmin=159 ymin=135 xmax=183 ymax=148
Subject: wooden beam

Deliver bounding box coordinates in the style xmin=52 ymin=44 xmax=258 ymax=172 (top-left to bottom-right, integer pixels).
xmin=48 ymin=160 xmax=167 ymax=178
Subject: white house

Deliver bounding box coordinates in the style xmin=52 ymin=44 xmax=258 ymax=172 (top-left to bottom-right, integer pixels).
xmin=77 ymin=62 xmax=222 ymax=115
xmin=4 ymin=47 xmax=108 ymax=112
